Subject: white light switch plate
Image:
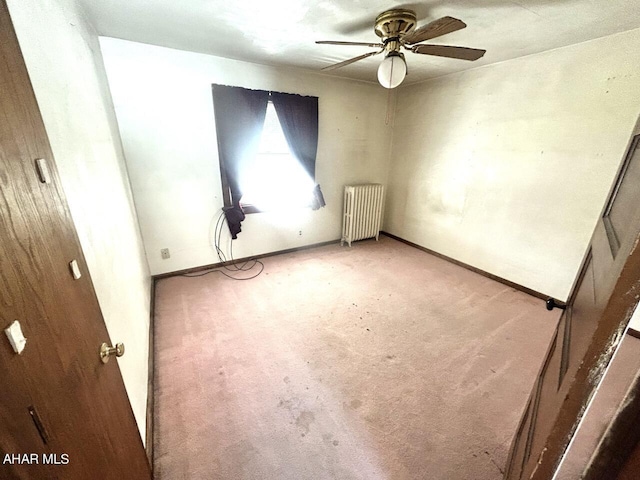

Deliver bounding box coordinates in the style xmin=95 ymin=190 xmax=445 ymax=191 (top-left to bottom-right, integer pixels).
xmin=5 ymin=320 xmax=26 ymax=354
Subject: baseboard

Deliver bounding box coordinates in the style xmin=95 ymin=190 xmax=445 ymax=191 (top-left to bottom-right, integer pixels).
xmin=152 ymin=239 xmax=341 ymax=280
xmin=380 ymin=231 xmax=548 ymax=300
xmin=154 ymin=234 xmax=549 ymax=301
xmin=627 ymin=327 xmax=640 ymax=340
xmin=145 ymin=277 xmax=156 ymax=471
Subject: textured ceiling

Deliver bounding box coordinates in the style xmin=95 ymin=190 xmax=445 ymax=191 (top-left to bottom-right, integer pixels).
xmin=79 ymin=0 xmax=640 ymax=85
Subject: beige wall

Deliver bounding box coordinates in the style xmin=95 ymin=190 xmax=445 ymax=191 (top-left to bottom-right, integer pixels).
xmin=387 ymin=28 xmax=640 ymax=301
xmin=98 ymin=29 xmax=640 ymax=298
xmin=99 ymin=38 xmax=393 ymax=275
xmin=7 ymin=0 xmax=151 ymax=441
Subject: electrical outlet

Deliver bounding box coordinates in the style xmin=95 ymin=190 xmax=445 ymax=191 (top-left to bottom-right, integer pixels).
xmin=298 ymin=230 xmax=302 ymax=236
xmin=160 ymin=248 xmax=170 ymax=260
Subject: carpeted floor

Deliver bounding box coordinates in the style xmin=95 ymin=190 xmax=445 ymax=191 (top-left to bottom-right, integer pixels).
xmin=153 ymin=236 xmax=562 ymax=479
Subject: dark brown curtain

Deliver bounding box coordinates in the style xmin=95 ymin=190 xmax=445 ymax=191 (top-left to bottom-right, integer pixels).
xmin=271 ymin=92 xmax=324 ymax=209
xmin=211 ymin=84 xmax=269 ymax=207
xmin=271 ymin=92 xmax=318 ymax=179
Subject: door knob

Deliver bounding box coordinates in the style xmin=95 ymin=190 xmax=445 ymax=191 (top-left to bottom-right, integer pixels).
xmin=100 ymin=342 xmax=125 ymax=363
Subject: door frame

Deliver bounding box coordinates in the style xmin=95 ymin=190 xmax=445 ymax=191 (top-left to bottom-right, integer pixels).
xmin=582 ymin=358 xmax=640 ymax=479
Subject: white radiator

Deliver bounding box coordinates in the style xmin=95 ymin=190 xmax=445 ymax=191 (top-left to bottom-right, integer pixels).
xmin=342 ymin=184 xmax=385 ymax=247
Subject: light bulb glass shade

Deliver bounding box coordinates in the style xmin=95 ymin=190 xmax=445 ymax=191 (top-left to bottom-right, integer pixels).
xmin=377 ymin=54 xmax=407 ymax=89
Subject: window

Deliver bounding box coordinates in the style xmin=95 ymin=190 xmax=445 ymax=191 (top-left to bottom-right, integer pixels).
xmin=212 ymin=84 xmax=324 ymax=232
xmin=240 ymin=101 xmax=315 ymax=213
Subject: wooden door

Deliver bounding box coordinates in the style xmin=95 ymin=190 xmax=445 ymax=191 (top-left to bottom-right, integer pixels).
xmin=504 ymin=131 xmax=640 ymax=479
xmin=0 ymin=2 xmax=151 ymax=479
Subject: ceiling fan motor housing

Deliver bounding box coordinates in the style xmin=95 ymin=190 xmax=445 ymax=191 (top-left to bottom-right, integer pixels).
xmin=374 ymin=9 xmax=417 ymax=40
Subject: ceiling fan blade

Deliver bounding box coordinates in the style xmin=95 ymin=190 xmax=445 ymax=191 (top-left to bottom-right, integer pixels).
xmin=321 ymin=50 xmax=382 ymax=71
xmin=316 ymin=40 xmax=384 ymax=48
xmin=411 ymin=44 xmax=486 ymax=61
xmin=404 ymin=16 xmax=466 ymax=44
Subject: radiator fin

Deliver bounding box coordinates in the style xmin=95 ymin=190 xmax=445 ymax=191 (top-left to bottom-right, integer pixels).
xmin=341 ymin=184 xmax=385 ymax=247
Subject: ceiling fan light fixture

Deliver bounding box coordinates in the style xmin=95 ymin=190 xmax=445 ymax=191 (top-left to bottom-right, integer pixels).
xmin=377 ymin=52 xmax=406 ymax=89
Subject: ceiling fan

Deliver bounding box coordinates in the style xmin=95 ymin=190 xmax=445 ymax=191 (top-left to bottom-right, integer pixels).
xmin=316 ymin=9 xmax=486 ymax=89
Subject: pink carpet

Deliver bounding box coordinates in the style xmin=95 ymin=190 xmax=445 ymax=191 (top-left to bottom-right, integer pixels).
xmin=153 ymin=236 xmax=560 ymax=479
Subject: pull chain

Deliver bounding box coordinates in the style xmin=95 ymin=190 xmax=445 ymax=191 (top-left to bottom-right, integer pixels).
xmin=385 ymin=87 xmax=393 ymax=126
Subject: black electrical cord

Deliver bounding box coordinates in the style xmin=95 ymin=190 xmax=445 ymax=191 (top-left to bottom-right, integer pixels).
xmin=181 ymin=209 xmax=264 ymax=280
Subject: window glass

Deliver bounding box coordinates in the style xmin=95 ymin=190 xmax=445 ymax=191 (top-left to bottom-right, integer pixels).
xmin=240 ymin=102 xmax=314 ymax=211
